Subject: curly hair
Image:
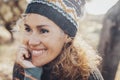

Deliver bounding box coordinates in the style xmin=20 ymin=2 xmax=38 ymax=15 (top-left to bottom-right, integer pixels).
xmin=41 ymin=34 xmax=101 ymax=80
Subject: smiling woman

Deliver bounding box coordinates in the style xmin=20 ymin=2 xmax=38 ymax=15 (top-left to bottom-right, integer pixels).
xmin=13 ymin=0 xmax=104 ymax=80
xmin=21 ymin=14 xmax=67 ymax=67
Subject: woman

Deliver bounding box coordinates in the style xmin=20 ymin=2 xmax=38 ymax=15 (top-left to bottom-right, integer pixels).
xmin=13 ymin=0 xmax=104 ymax=80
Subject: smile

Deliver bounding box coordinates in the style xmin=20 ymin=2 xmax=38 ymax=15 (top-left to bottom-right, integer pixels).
xmin=32 ymin=49 xmax=47 ymax=56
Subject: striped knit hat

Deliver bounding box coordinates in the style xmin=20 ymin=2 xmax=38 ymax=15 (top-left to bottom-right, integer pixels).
xmin=25 ymin=0 xmax=85 ymax=37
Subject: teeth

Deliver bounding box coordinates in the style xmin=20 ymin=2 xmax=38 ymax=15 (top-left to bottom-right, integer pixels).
xmin=32 ymin=50 xmax=45 ymax=56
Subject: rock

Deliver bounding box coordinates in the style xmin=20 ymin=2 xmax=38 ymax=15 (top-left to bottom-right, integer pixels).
xmin=13 ymin=7 xmax=21 ymax=16
xmin=18 ymin=0 xmax=27 ymax=11
xmin=0 ymin=3 xmax=13 ymax=22
xmin=0 ymin=26 xmax=11 ymax=44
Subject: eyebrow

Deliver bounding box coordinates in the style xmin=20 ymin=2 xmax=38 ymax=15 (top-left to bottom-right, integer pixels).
xmin=24 ymin=24 xmax=48 ymax=28
xmin=36 ymin=25 xmax=48 ymax=28
xmin=24 ymin=24 xmax=30 ymax=27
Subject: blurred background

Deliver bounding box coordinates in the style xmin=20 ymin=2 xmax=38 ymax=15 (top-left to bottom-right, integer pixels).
xmin=0 ymin=0 xmax=120 ymax=80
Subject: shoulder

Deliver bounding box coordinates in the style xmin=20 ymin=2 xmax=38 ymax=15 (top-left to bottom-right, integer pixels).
xmin=88 ymin=68 xmax=104 ymax=80
xmin=13 ymin=63 xmax=24 ymax=80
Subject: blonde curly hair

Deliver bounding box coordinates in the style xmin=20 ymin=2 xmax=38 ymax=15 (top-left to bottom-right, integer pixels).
xmin=41 ymin=33 xmax=101 ymax=80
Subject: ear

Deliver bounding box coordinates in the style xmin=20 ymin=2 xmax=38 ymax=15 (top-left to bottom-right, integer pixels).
xmin=64 ymin=35 xmax=72 ymax=43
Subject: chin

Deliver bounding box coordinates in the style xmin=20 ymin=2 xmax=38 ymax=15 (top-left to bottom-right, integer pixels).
xmin=32 ymin=60 xmax=42 ymax=67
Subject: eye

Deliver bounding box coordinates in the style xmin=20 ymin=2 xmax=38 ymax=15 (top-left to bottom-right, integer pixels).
xmin=24 ymin=24 xmax=31 ymax=32
xmin=40 ymin=28 xmax=49 ymax=34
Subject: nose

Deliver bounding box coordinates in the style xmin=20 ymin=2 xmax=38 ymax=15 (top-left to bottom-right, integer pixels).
xmin=28 ymin=34 xmax=41 ymax=47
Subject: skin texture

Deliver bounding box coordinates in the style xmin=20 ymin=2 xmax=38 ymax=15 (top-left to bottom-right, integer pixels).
xmin=16 ymin=13 xmax=68 ymax=68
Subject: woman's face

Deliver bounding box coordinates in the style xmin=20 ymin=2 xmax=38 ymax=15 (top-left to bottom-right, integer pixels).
xmin=22 ymin=14 xmax=67 ymax=67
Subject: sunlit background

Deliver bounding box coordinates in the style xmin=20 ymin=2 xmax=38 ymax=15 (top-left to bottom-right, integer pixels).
xmin=0 ymin=0 xmax=120 ymax=80
xmin=86 ymin=0 xmax=119 ymax=15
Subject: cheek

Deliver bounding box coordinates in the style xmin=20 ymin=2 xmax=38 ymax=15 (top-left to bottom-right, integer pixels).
xmin=49 ymin=37 xmax=65 ymax=54
xmin=21 ymin=36 xmax=29 ymax=45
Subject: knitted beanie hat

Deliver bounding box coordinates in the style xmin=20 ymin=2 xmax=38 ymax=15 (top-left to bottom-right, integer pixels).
xmin=25 ymin=0 xmax=85 ymax=37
